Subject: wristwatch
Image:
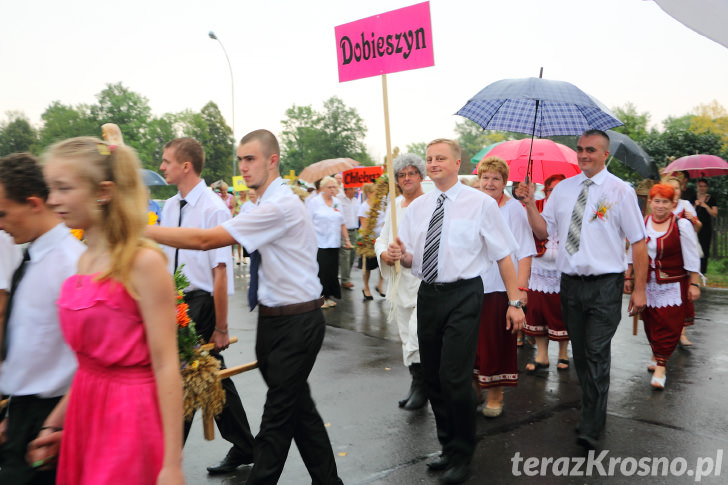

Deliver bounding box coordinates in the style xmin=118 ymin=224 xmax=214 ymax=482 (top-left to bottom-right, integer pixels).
xmin=508 ymin=300 xmax=523 ymax=309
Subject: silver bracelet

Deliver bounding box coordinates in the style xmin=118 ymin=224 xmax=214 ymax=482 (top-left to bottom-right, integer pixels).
xmin=214 ymin=327 xmax=228 ymax=334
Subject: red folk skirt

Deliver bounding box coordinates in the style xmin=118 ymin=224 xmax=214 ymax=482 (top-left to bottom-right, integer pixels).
xmin=523 ymin=290 xmax=569 ymax=341
xmin=474 ymin=292 xmax=518 ymax=388
xmin=642 ymin=279 xmax=691 ymax=366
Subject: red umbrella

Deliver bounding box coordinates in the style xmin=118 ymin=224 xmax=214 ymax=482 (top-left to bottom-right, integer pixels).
xmin=472 ymin=138 xmax=580 ymax=183
xmin=663 ymin=154 xmax=728 ymax=178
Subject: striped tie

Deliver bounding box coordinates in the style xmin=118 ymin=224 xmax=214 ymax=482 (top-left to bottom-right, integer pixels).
xmin=422 ymin=193 xmax=446 ymax=283
xmin=565 ymin=179 xmax=594 ymax=255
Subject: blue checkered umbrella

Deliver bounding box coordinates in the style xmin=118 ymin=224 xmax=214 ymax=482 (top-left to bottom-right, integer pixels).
xmin=456 ymin=77 xmax=623 ymax=137
xmin=457 ymin=76 xmax=623 ymax=181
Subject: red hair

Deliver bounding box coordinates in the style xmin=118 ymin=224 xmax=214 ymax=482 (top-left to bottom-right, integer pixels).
xmin=649 ymin=183 xmax=675 ymax=201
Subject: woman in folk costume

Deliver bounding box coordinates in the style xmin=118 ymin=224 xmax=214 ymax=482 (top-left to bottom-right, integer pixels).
xmin=474 ymin=157 xmax=535 ymax=417
xmin=627 ymin=183 xmax=701 ymax=390
xmin=665 ymin=176 xmax=702 ymax=347
xmin=519 ymin=174 xmax=571 ymax=372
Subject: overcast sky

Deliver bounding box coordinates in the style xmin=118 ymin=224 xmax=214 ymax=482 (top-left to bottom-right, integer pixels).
xmin=2 ymin=0 xmax=727 ymax=162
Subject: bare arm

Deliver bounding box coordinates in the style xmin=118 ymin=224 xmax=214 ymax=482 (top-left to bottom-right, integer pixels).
xmin=133 ymin=248 xmax=185 ymax=484
xmin=210 ymin=264 xmax=230 ymax=351
xmin=629 ymin=239 xmax=648 ymax=316
xmin=688 ymin=271 xmax=701 ymax=302
xmin=516 ymin=256 xmax=532 ymax=306
xmin=520 ymin=184 xmax=549 ymax=240
xmin=25 ymin=392 xmax=70 ymax=469
xmin=146 ymin=225 xmax=235 ymax=251
xmin=341 ymin=224 xmax=352 ymax=249
xmin=496 ymin=256 xmax=526 ymax=333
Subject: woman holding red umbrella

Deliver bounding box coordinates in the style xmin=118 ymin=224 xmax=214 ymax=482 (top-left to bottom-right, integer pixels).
xmin=627 ymin=184 xmax=701 ymax=390
xmin=693 ymin=178 xmax=718 ymax=274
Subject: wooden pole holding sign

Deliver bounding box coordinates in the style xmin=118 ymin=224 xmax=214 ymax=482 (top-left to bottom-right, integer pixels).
xmin=335 ymin=1 xmax=434 ymax=273
xmin=381 ymin=74 xmax=400 ymax=273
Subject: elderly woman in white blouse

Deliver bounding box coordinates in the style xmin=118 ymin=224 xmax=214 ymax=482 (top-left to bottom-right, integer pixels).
xmin=308 ymin=176 xmax=352 ymax=308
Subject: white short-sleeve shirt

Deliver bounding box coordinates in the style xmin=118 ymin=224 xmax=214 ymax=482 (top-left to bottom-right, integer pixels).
xmin=542 ymin=169 xmax=645 ymax=276
xmin=0 ymin=224 xmax=84 ymax=397
xmin=223 ymin=178 xmax=322 ymax=307
xmin=308 ymin=196 xmax=345 ymax=248
xmin=399 ymin=182 xmax=518 ymax=283
xmin=0 ymin=230 xmax=21 ymax=291
xmin=481 ymin=198 xmax=536 ymax=293
xmin=161 ymin=180 xmax=234 ymax=295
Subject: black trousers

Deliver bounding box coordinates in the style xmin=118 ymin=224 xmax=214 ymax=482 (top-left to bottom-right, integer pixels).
xmin=246 ymin=308 xmax=340 ymax=485
xmin=417 ymin=277 xmax=484 ymax=466
xmin=0 ymin=394 xmax=61 ymax=485
xmin=182 ymin=291 xmax=254 ymax=460
xmin=560 ymin=273 xmax=624 ymax=441
xmin=697 ymin=228 xmax=712 ymax=274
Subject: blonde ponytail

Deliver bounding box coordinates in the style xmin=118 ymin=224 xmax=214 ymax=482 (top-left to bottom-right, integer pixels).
xmin=43 ymin=137 xmax=162 ymax=297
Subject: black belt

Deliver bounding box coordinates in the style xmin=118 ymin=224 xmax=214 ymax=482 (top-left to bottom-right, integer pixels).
xmin=420 ymin=276 xmax=480 ymax=291
xmin=183 ymin=289 xmax=211 ymax=301
xmin=259 ymin=297 xmax=325 ymax=317
xmin=562 ymin=273 xmax=622 ymax=282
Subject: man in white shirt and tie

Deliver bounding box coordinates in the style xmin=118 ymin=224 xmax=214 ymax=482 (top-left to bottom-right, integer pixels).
xmin=147 ymin=130 xmax=342 ymax=485
xmin=386 ymin=139 xmax=525 ymax=484
xmin=158 ymin=137 xmax=255 ymax=474
xmin=522 ymin=129 xmax=648 ymax=450
xmin=0 ymin=153 xmax=85 ymax=484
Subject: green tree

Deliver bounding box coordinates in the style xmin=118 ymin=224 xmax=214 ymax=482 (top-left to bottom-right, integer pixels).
xmin=175 ymin=102 xmax=234 ymax=184
xmin=91 ymin=82 xmax=152 ymax=155
xmin=690 ymin=100 xmax=728 ymax=150
xmin=405 ymin=142 xmax=427 ymax=159
xmin=454 ymin=119 xmax=522 ymax=174
xmin=0 ymin=112 xmax=38 ymax=156
xmin=137 ymin=116 xmax=177 ymax=170
xmin=280 ymin=96 xmax=371 ymax=175
xmin=38 ymin=102 xmax=99 ymax=149
xmin=642 ymin=116 xmax=724 ymax=168
xmin=611 ymin=102 xmax=650 ymax=142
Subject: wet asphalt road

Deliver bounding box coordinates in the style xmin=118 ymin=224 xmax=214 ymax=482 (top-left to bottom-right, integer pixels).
xmin=182 ymin=262 xmax=728 ymax=484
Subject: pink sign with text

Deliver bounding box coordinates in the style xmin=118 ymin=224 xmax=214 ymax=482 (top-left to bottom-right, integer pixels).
xmin=335 ymin=2 xmax=434 ymax=83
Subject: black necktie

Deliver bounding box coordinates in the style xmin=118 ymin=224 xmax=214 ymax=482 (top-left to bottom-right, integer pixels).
xmin=174 ymin=199 xmax=187 ymax=272
xmin=248 ymin=251 xmax=260 ymax=311
xmin=2 ymin=248 xmax=30 ymax=360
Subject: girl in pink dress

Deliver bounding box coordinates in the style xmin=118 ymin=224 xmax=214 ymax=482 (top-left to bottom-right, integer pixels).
xmin=27 ymin=137 xmax=185 ymax=484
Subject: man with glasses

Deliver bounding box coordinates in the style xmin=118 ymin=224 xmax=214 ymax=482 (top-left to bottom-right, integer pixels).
xmin=376 ymin=154 xmax=428 ymax=411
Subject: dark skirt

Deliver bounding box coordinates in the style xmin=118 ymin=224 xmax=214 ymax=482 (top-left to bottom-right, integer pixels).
xmin=359 ymin=255 xmax=379 ymax=271
xmin=524 ymin=290 xmax=569 ymax=341
xmin=474 ymin=292 xmax=518 ymax=388
xmin=317 ymin=248 xmax=341 ymax=299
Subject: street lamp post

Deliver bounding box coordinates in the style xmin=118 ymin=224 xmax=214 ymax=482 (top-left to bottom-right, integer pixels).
xmin=208 ymin=31 xmax=236 ymax=178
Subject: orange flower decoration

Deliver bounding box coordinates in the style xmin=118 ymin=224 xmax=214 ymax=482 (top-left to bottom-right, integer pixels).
xmin=176 ymin=302 xmax=191 ymax=328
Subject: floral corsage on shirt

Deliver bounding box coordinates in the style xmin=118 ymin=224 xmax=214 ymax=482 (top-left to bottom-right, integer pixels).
xmin=591 ymin=196 xmax=613 ymax=222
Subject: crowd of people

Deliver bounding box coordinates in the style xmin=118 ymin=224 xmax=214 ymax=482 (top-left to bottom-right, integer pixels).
xmin=0 ymin=127 xmax=717 ymax=484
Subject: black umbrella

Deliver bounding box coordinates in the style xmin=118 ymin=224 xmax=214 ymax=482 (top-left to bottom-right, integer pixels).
xmin=605 ymin=130 xmax=659 ymax=180
xmin=141 ymin=169 xmax=167 ymax=186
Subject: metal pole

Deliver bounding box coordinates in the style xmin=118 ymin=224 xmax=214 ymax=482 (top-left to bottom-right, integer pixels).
xmin=209 ymin=31 xmax=236 ymax=178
